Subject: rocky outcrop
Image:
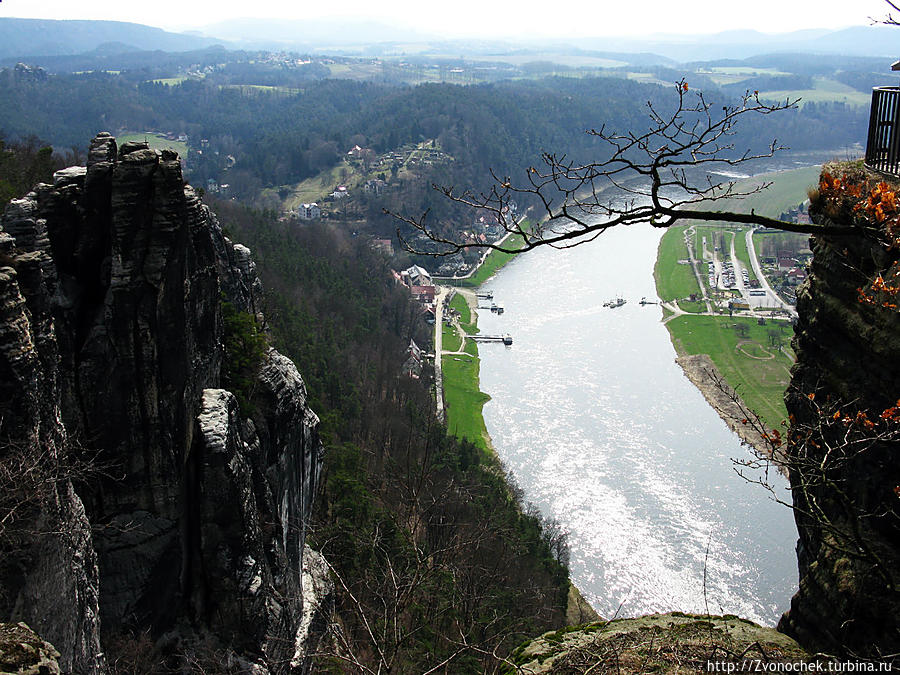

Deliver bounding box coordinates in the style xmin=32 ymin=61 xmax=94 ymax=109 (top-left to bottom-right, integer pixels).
xmin=510 ymin=613 xmax=810 ymax=674
xmin=777 ymin=167 xmax=900 ymax=658
xmin=0 ymin=134 xmax=325 ymax=672
xmin=0 ymin=622 xmax=62 ymax=675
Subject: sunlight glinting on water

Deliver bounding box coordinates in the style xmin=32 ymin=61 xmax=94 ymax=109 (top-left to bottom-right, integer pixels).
xmin=476 ymin=224 xmax=796 ymax=626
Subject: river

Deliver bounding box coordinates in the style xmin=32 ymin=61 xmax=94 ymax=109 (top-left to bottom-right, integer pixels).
xmin=477 ymin=221 xmax=798 ymax=626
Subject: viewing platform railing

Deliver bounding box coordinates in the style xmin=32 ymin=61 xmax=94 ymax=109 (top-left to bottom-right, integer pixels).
xmin=865 ymin=86 xmax=900 ymax=176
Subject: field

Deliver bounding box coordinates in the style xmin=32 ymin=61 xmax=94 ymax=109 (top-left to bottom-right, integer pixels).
xmin=441 ymin=291 xmax=492 ymax=453
xmin=653 ymin=225 xmax=702 ymax=302
xmin=684 ymin=165 xmax=821 ymax=220
xmin=732 ymin=231 xmax=757 ymax=281
xmin=281 ymin=140 xmax=448 ymax=210
xmin=442 ymin=321 xmax=462 ymax=352
xmin=442 ymin=352 xmax=491 ymax=453
xmin=665 ymin=315 xmax=793 ymax=430
xmin=117 ymin=132 xmax=188 ymax=158
xmin=762 ymin=77 xmax=871 ymax=107
xmin=448 ymin=234 xmax=526 ymax=287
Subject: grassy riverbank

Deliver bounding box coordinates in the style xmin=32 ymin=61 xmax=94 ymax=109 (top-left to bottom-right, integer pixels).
xmin=666 ymin=315 xmax=793 ymax=430
xmin=441 ymin=292 xmax=492 ymax=454
xmin=655 ymin=165 xmax=820 ymax=432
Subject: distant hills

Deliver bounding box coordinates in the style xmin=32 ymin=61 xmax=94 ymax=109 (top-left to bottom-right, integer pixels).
xmin=1 ymin=16 xmax=899 ymax=66
xmin=0 ymin=18 xmax=223 ymax=59
xmin=575 ymin=25 xmax=900 ymax=61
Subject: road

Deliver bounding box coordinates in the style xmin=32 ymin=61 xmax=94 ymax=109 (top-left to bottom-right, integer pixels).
xmin=745 ymin=228 xmax=797 ymax=318
xmin=433 ymin=286 xmax=447 ymax=422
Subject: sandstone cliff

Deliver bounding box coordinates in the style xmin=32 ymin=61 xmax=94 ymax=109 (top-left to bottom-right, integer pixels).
xmin=0 ymin=134 xmax=327 ymax=672
xmin=778 ymin=164 xmax=900 ymax=658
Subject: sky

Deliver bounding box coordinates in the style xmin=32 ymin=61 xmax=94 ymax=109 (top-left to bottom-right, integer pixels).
xmin=0 ymin=0 xmax=893 ymax=39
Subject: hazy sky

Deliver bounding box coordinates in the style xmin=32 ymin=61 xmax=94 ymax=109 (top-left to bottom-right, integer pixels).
xmin=0 ymin=0 xmax=893 ymax=38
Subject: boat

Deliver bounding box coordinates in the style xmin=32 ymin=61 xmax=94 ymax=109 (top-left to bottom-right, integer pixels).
xmin=607 ymin=297 xmax=626 ymax=308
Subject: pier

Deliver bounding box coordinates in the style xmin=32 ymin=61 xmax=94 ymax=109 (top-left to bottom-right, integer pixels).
xmin=472 ymin=334 xmax=513 ymax=345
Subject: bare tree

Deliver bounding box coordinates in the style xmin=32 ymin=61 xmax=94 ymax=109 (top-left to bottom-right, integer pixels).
xmin=874 ymin=0 xmax=900 ymax=25
xmin=394 ymin=80 xmax=859 ymax=257
xmin=712 ymin=373 xmax=900 ymax=593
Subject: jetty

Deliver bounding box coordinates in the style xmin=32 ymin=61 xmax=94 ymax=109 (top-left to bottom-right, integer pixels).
xmin=472 ymin=334 xmax=513 ymax=345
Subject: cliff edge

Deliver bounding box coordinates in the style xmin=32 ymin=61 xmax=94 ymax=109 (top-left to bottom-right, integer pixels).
xmin=777 ymin=163 xmax=900 ymax=658
xmin=0 ymin=134 xmax=328 ymax=672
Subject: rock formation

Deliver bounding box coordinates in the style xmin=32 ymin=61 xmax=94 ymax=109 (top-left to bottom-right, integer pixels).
xmin=778 ymin=165 xmax=900 ymax=658
xmin=0 ymin=134 xmax=327 ymax=672
xmin=510 ymin=613 xmax=810 ymax=673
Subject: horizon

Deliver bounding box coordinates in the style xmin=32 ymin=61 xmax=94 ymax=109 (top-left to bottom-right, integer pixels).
xmin=0 ymin=0 xmax=892 ymax=41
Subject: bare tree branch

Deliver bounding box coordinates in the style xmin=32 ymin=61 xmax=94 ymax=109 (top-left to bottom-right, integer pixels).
xmin=392 ymin=80 xmax=863 ymax=259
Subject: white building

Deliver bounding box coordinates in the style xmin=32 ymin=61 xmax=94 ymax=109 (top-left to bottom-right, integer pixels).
xmin=298 ymin=203 xmax=321 ymax=220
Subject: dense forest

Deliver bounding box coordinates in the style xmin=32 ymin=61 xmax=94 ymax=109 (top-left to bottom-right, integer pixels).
xmin=213 ymin=199 xmax=571 ymax=672
xmin=0 ymin=61 xmax=868 ymax=194
xmin=0 ymin=135 xmax=69 ymax=204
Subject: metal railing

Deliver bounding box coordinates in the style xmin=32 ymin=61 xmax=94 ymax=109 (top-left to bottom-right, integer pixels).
xmin=865 ymin=86 xmax=900 ymax=176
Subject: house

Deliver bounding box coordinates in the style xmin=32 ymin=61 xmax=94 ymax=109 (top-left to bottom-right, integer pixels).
xmin=364 ymin=179 xmax=386 ymax=195
xmin=402 ymin=339 xmax=424 ymax=378
xmin=786 ymin=268 xmax=808 ymax=286
xmin=298 ymin=203 xmax=321 ymax=220
xmin=410 ymin=285 xmax=435 ymax=304
xmin=407 ymin=339 xmax=423 ymax=360
xmin=777 ymin=257 xmax=795 ymax=271
xmin=401 ymin=265 xmax=433 ymax=288
xmin=332 ymin=186 xmax=349 ymax=199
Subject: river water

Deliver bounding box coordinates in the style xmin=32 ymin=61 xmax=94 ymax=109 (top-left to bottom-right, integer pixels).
xmin=477 ymin=222 xmax=798 ymax=626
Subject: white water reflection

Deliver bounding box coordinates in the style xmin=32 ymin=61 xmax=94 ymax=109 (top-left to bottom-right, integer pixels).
xmin=477 ymin=224 xmax=797 ymax=626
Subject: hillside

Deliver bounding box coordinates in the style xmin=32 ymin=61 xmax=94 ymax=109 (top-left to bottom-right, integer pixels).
xmin=0 ymin=18 xmax=221 ymax=58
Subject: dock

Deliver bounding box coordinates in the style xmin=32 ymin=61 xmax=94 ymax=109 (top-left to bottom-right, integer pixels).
xmin=472 ymin=334 xmax=513 ymax=345
xmin=475 ymin=291 xmax=494 ymax=300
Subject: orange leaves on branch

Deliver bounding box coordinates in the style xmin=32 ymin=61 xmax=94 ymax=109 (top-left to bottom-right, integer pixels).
xmin=818 ymin=172 xmax=900 ymax=245
xmin=761 ymin=428 xmax=783 ymax=448
xmin=857 ymin=263 xmax=900 ymax=311
xmin=880 ymin=400 xmax=900 ymax=422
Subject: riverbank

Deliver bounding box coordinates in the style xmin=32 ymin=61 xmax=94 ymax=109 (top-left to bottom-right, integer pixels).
xmin=438 ymin=287 xmax=602 ymax=624
xmin=674 ymin=354 xmax=770 ymax=451
xmin=440 ymin=289 xmax=494 ymax=454
xmin=652 ymin=166 xmax=822 ymax=450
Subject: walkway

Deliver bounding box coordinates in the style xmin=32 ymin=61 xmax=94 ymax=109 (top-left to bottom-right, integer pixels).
xmin=433 ymin=286 xmax=448 ymax=422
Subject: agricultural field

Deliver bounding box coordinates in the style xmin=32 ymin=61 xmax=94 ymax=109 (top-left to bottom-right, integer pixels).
xmin=117 ymin=132 xmax=188 ymax=158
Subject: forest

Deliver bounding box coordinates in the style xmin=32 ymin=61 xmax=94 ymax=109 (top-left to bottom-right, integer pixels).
xmin=213 ymin=199 xmax=571 ymax=671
